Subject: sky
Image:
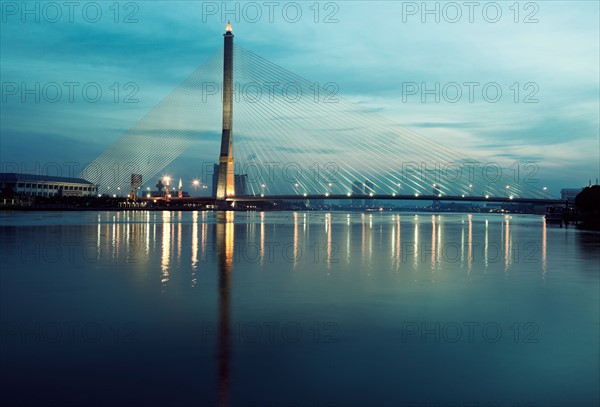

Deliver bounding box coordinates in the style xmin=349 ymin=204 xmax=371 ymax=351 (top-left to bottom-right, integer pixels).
xmin=1 ymin=0 xmax=599 ymax=195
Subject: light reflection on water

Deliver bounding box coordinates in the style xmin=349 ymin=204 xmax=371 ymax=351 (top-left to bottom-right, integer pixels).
xmin=88 ymin=210 xmax=547 ymax=286
xmin=0 ymin=211 xmax=598 ymax=407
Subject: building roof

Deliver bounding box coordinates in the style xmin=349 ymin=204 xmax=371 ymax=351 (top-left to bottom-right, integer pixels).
xmin=0 ymin=173 xmax=95 ymax=185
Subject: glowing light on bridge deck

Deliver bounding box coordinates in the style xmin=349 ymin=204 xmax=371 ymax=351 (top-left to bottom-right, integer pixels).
xmin=485 ymin=194 xmax=490 ymax=199
xmin=392 ymin=193 xmax=396 ymax=196
xmin=325 ymin=193 xmax=329 ymax=197
xmin=509 ymin=195 xmax=514 ymax=200
xmin=461 ymin=194 xmax=465 ymax=198
xmin=414 ymin=193 xmax=419 ymax=197
xmin=347 ymin=192 xmax=351 ymax=197
xmin=369 ymin=192 xmax=373 ymax=197
xmin=303 ymin=193 xmax=307 ymax=197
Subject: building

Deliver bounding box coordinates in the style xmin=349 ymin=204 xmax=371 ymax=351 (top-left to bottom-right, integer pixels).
xmin=352 ymin=181 xmax=364 ymax=207
xmin=235 ymin=174 xmax=248 ymax=196
xmin=364 ymin=179 xmax=375 ymax=207
xmin=560 ymin=188 xmax=583 ymax=203
xmin=0 ymin=173 xmax=98 ymax=197
xmin=364 ymin=179 xmax=374 ymax=195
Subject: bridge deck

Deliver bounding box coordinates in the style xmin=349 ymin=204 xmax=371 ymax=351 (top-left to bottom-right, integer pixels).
xmin=143 ymin=194 xmax=563 ymax=205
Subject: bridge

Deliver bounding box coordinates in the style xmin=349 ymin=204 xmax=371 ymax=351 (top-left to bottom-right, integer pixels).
xmin=80 ymin=22 xmax=559 ymax=207
xmin=227 ymin=194 xmax=563 ymax=205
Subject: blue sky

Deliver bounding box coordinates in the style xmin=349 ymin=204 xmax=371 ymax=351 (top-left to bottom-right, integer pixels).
xmin=1 ymin=0 xmax=598 ymax=194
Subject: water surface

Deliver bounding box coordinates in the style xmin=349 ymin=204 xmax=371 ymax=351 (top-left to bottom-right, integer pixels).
xmin=1 ymin=211 xmax=598 ymax=407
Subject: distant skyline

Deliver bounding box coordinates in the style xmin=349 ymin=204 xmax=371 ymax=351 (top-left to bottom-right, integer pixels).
xmin=1 ymin=1 xmax=599 ymax=194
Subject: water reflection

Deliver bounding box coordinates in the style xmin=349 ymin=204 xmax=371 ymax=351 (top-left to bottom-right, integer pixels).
xmin=215 ymin=211 xmax=234 ymax=407
xmin=161 ymin=211 xmax=171 ymax=287
xmin=504 ymin=215 xmax=511 ymax=272
xmin=542 ymin=218 xmax=547 ymax=278
xmin=90 ymin=211 xmax=560 ymax=289
xmin=3 ymin=211 xmax=599 ymax=407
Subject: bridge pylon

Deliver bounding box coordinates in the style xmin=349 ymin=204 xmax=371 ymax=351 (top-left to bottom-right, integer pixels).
xmin=215 ymin=21 xmax=235 ymax=204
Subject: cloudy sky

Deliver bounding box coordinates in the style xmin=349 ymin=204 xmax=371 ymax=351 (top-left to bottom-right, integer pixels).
xmin=1 ymin=0 xmax=598 ymax=194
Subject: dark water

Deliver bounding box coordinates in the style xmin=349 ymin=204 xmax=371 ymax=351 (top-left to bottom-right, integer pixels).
xmin=1 ymin=211 xmax=598 ymax=407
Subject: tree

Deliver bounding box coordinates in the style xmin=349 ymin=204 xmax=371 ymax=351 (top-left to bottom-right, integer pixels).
xmin=575 ymin=185 xmax=600 ymax=213
xmin=575 ymin=185 xmax=600 ymax=230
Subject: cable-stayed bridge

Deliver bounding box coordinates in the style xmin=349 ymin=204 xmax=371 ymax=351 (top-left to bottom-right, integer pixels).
xmin=79 ymin=23 xmax=560 ymax=206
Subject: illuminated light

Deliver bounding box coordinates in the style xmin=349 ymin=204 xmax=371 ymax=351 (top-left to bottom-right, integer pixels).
xmin=397 ymin=183 xmax=401 ymax=187
xmin=369 ymin=192 xmax=374 ymax=196
xmin=438 ymin=194 xmax=442 ymax=197
xmin=325 ymin=193 xmax=329 ymax=197
xmin=225 ymin=20 xmax=232 ymax=33
xmin=509 ymin=195 xmax=514 ymax=200
xmin=469 ymin=184 xmax=473 ymax=188
xmin=328 ymin=183 xmax=332 ymax=186
xmin=303 ymin=193 xmax=307 ymax=197
xmin=294 ymin=183 xmax=299 ymax=187
xmin=347 ymin=193 xmax=351 ymax=197
xmin=147 ymin=187 xmax=150 ymax=191
xmin=485 ymin=195 xmax=490 ymax=199
xmin=146 ymin=193 xmax=151 ymax=198
xmin=193 ymin=180 xmax=200 ymax=186
xmin=506 ymin=185 xmax=510 ymax=189
xmin=461 ymin=194 xmax=465 ymax=198
xmin=392 ymin=193 xmax=396 ymax=196
xmin=414 ymin=193 xmax=419 ymax=197
xmin=260 ymin=193 xmax=264 ymax=197
xmin=543 ymin=186 xmax=547 ymax=190
xmin=113 ymin=194 xmax=116 ymax=198
xmin=261 ymin=184 xmax=266 ymax=188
